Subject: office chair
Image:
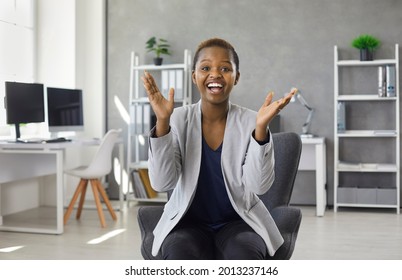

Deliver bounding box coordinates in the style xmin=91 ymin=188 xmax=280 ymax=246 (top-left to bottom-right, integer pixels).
xmin=63 ymin=129 xmax=121 ymax=227
xmin=137 ymin=132 xmax=303 ymax=259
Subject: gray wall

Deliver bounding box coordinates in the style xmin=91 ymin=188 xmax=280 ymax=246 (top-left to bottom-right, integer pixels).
xmin=107 ymin=0 xmax=402 ymax=206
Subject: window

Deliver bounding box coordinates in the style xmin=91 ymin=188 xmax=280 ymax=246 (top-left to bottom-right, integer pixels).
xmin=0 ymin=0 xmax=35 ymax=135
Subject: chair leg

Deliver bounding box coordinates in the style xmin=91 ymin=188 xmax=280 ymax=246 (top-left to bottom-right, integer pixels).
xmin=76 ymin=181 xmax=88 ymax=220
xmin=95 ymin=179 xmax=117 ymax=221
xmin=90 ymin=179 xmax=107 ymax=227
xmin=64 ymin=179 xmax=88 ymax=225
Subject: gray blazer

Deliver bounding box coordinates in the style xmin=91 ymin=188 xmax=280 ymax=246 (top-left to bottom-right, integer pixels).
xmin=148 ymin=100 xmax=284 ymax=257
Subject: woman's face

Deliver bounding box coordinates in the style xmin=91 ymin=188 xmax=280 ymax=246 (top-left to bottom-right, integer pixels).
xmin=192 ymin=46 xmax=240 ymax=106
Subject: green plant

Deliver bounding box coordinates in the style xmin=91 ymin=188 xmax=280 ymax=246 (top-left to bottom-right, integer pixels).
xmin=351 ymin=34 xmax=380 ymax=51
xmin=146 ymin=37 xmax=171 ymax=58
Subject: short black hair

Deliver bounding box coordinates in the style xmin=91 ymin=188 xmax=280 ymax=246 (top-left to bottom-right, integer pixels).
xmin=192 ymin=38 xmax=239 ymax=72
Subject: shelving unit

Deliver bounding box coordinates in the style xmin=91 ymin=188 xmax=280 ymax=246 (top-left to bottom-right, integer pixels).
xmin=334 ymin=44 xmax=400 ymax=214
xmin=126 ymin=50 xmax=192 ymax=203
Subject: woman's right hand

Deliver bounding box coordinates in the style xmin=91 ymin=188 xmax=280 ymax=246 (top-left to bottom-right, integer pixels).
xmin=141 ymin=71 xmax=174 ymax=136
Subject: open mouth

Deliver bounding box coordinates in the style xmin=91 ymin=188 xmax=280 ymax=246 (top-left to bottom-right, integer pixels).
xmin=207 ymin=82 xmax=224 ymax=93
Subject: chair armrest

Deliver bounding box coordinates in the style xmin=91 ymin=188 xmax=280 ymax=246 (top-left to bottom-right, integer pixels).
xmin=271 ymin=206 xmax=302 ymax=234
xmin=268 ymin=206 xmax=302 ymax=260
xmin=137 ymin=205 xmax=164 ymax=260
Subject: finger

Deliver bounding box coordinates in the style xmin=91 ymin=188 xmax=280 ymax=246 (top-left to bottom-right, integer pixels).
xmin=142 ymin=72 xmax=153 ymax=92
xmin=145 ymin=71 xmax=160 ymax=94
xmin=141 ymin=76 xmax=152 ymax=93
xmin=281 ymin=87 xmax=298 ymax=106
xmin=261 ymin=91 xmax=274 ymax=108
xmin=286 ymin=87 xmax=297 ymax=99
xmin=168 ymin=88 xmax=175 ymax=104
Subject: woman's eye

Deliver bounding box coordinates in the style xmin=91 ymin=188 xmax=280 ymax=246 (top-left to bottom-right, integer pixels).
xmin=221 ymin=67 xmax=230 ymax=72
xmin=201 ymin=66 xmax=210 ymax=71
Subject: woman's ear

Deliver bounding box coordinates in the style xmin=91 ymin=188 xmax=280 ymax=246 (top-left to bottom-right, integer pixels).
xmin=234 ymin=72 xmax=240 ymax=85
xmin=192 ymin=70 xmax=196 ymax=84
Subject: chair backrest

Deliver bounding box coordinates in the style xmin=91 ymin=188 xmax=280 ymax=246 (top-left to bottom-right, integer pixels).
xmin=259 ymin=132 xmax=302 ymax=211
xmin=85 ymin=129 xmax=121 ymax=177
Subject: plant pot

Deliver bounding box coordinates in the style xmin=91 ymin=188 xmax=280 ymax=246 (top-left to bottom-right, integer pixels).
xmin=360 ymin=49 xmax=373 ymax=61
xmin=153 ymin=57 xmax=163 ymax=65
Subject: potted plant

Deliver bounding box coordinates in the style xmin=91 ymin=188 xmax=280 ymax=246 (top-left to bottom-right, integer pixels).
xmin=351 ymin=34 xmax=380 ymax=61
xmin=146 ymin=37 xmax=171 ymax=65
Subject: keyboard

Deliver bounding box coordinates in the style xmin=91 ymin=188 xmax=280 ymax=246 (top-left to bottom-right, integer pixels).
xmin=44 ymin=137 xmax=72 ymax=143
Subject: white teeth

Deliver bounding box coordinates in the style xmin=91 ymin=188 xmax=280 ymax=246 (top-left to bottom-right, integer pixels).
xmin=207 ymin=83 xmax=223 ymax=88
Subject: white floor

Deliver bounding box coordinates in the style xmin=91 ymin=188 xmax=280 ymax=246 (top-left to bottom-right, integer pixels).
xmin=0 ymin=204 xmax=401 ymax=260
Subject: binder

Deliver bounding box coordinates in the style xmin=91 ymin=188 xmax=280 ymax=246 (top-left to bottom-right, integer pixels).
xmin=378 ymin=66 xmax=386 ymax=97
xmin=138 ymin=169 xmax=157 ymax=198
xmin=131 ymin=170 xmax=147 ymax=198
xmin=337 ymin=101 xmax=346 ymax=132
xmin=386 ymin=65 xmax=396 ymax=97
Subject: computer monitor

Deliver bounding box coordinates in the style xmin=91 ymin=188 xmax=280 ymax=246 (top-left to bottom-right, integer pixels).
xmin=46 ymin=87 xmax=84 ymax=133
xmin=5 ymin=81 xmax=45 ymax=140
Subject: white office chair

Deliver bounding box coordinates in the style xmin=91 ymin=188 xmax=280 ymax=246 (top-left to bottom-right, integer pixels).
xmin=63 ymin=129 xmax=121 ymax=227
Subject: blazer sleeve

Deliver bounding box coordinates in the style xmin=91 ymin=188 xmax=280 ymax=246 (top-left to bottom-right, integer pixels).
xmin=147 ymin=126 xmax=182 ymax=192
xmin=241 ymin=130 xmax=275 ymax=195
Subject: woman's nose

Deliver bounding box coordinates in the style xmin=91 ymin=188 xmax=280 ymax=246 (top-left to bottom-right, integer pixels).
xmin=209 ymin=68 xmax=222 ymax=78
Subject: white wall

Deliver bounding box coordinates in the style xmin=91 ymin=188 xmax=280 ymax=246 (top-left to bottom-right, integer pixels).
xmin=75 ymin=0 xmax=106 ymax=139
xmin=0 ymin=0 xmax=35 ymax=133
xmin=0 ymin=0 xmax=105 ymax=139
xmin=0 ymin=0 xmax=106 ymax=214
xmin=36 ymin=0 xmax=76 ymax=87
xmin=37 ymin=0 xmax=106 ymax=203
xmin=37 ymin=0 xmax=106 ymax=139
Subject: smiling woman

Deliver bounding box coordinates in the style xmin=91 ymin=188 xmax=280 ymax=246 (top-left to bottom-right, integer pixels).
xmin=140 ymin=38 xmax=297 ymax=260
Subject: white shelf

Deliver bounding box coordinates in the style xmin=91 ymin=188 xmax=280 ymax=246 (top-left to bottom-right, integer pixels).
xmin=337 ymin=95 xmax=397 ymax=101
xmin=337 ymin=162 xmax=397 ymax=172
xmin=337 ymin=59 xmax=397 ymax=66
xmin=337 ymin=130 xmax=397 ymax=137
xmin=127 ymin=49 xmax=192 ymax=203
xmin=334 ymin=44 xmax=400 ymax=214
xmin=128 ymin=161 xmax=148 ymax=169
xmin=130 ymin=97 xmax=152 ymax=103
xmin=132 ymin=63 xmax=187 ymax=71
xmin=335 ymin=203 xmax=398 ymax=209
xmin=127 ymin=192 xmax=168 ymax=203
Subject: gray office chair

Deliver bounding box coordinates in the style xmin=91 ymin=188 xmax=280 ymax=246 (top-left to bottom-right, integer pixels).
xmin=137 ymin=132 xmax=302 ymax=259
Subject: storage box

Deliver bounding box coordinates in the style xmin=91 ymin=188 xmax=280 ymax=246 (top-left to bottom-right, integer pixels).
xmin=376 ymin=187 xmax=397 ymax=205
xmin=337 ymin=186 xmax=357 ymax=204
xmin=356 ymin=187 xmax=377 ymax=204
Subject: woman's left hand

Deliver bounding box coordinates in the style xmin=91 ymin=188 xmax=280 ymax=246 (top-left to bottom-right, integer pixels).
xmin=255 ymin=88 xmax=297 ymax=141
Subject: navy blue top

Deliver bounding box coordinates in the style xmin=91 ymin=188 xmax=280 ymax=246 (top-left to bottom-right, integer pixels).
xmin=183 ymin=137 xmax=241 ymax=230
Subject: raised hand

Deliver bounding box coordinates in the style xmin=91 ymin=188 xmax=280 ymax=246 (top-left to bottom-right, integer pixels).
xmin=255 ymin=88 xmax=297 ymax=141
xmin=141 ymin=71 xmax=175 ymax=136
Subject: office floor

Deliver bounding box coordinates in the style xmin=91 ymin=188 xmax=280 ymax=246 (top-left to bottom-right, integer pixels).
xmin=0 ymin=204 xmax=401 ymax=260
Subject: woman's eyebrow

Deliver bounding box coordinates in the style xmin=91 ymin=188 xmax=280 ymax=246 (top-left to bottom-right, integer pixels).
xmin=199 ymin=59 xmax=232 ymax=64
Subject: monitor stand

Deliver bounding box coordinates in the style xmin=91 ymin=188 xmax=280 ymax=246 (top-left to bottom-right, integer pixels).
xmin=8 ymin=123 xmax=44 ymax=143
xmin=10 ymin=123 xmax=22 ymax=143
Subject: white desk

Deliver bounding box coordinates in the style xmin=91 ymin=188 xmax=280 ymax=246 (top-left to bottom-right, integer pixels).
xmin=299 ymin=137 xmax=327 ymax=216
xmin=0 ymin=139 xmax=123 ymax=234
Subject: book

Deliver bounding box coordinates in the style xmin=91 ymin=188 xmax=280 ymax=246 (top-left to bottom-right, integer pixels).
xmin=138 ymin=169 xmax=157 ymax=198
xmin=131 ymin=170 xmax=147 ymax=198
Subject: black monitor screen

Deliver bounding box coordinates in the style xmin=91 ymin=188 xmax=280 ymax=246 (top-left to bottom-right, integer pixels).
xmin=47 ymin=87 xmax=84 ymax=131
xmin=5 ymin=81 xmax=45 ymax=125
